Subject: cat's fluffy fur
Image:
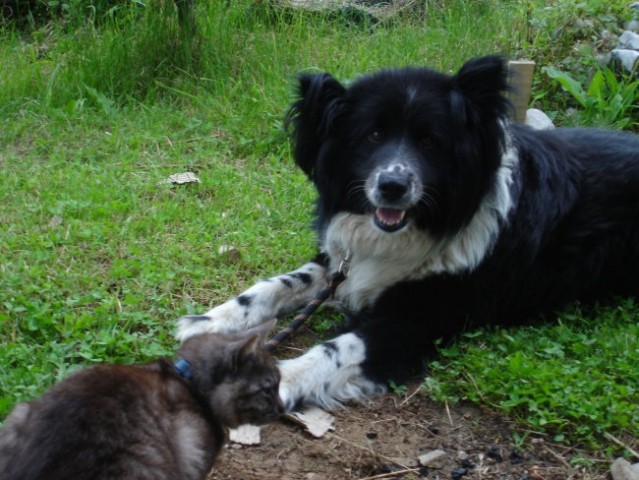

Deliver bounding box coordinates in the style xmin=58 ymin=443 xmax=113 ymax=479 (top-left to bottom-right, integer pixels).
xmin=0 ymin=326 xmax=283 ymax=480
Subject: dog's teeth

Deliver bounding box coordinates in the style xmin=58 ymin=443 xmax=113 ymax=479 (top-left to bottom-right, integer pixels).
xmin=376 ymin=208 xmax=405 ymax=225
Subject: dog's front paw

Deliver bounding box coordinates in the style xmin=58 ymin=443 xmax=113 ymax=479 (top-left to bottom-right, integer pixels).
xmin=176 ymin=300 xmax=249 ymax=341
xmin=278 ymin=333 xmax=387 ymax=411
xmin=278 ymin=355 xmax=345 ymax=412
xmin=176 ymin=314 xmax=217 ymax=341
xmin=277 ymin=380 xmax=299 ymax=413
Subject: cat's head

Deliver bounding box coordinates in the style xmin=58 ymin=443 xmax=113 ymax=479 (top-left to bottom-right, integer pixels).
xmin=177 ymin=320 xmax=284 ymax=429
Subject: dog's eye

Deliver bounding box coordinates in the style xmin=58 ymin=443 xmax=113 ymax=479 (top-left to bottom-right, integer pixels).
xmin=419 ymin=136 xmax=435 ymax=149
xmin=368 ymin=131 xmax=383 ymax=143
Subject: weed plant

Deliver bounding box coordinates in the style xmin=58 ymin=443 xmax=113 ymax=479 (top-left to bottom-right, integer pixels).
xmin=0 ymin=0 xmax=637 ymax=460
xmin=544 ymin=65 xmax=639 ymax=129
xmin=425 ymin=300 xmax=639 ymax=450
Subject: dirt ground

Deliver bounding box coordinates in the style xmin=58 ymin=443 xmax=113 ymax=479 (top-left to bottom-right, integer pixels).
xmin=208 ymin=382 xmax=611 ymax=480
xmin=204 ymin=324 xmax=620 ymax=480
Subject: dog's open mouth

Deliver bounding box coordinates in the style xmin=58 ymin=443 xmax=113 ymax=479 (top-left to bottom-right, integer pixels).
xmin=374 ymin=208 xmax=408 ymax=232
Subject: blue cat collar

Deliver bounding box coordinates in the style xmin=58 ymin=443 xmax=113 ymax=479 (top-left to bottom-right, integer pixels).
xmin=173 ymin=357 xmax=192 ymax=381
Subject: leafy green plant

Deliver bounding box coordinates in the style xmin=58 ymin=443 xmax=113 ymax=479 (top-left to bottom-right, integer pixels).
xmin=544 ymin=66 xmax=639 ymax=128
xmin=517 ymin=0 xmax=632 ymax=119
xmin=519 ymin=0 xmax=629 ymax=62
xmin=388 ymin=380 xmax=408 ymax=395
xmin=424 ymin=300 xmax=639 ymax=449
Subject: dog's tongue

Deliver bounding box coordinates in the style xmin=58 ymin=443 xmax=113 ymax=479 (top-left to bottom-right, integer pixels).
xmin=375 ymin=208 xmax=405 ymax=226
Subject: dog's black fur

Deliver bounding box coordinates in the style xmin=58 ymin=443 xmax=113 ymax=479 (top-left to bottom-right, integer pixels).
xmin=178 ymin=55 xmax=639 ymax=409
xmin=288 ymin=55 xmax=639 ymax=385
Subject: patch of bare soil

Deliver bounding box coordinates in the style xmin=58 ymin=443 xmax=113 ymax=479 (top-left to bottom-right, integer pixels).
xmin=208 ymin=382 xmax=608 ymax=480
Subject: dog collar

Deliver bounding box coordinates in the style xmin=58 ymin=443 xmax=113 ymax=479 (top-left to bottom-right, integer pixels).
xmin=173 ymin=357 xmax=192 ymax=381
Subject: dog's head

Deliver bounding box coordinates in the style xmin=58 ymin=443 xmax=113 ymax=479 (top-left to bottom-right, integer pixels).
xmin=287 ymin=55 xmax=512 ymax=238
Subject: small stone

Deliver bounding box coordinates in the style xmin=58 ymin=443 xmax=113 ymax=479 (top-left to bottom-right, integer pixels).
xmin=418 ymin=449 xmax=447 ymax=468
xmin=451 ymin=467 xmax=468 ymax=479
xmin=486 ymin=445 xmax=503 ymax=463
xmin=460 ymin=458 xmax=475 ymax=469
xmin=611 ymin=457 xmax=639 ymax=480
xmin=619 ymin=30 xmax=639 ymax=50
xmin=526 ymin=108 xmax=554 ymax=130
xmin=610 ymin=48 xmax=639 ymax=73
xmin=627 ymin=20 xmax=639 ymax=33
xmin=509 ymin=449 xmax=526 ymax=464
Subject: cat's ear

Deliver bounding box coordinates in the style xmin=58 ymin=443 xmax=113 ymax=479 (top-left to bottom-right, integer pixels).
xmin=237 ymin=334 xmax=261 ymax=360
xmin=243 ymin=319 xmax=277 ymax=343
xmin=231 ymin=320 xmax=277 ymax=370
xmin=237 ymin=319 xmax=276 ymax=357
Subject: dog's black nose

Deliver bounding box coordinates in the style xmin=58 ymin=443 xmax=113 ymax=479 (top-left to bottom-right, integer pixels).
xmin=378 ymin=174 xmax=409 ymax=201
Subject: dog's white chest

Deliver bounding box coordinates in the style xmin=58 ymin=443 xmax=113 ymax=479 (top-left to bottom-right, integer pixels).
xmin=323 ymin=214 xmax=441 ymax=310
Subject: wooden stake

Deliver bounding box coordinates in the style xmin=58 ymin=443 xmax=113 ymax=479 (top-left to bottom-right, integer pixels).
xmin=508 ymin=60 xmax=536 ymax=124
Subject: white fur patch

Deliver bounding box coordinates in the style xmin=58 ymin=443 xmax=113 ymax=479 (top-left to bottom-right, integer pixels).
xmin=176 ymin=262 xmax=327 ymax=341
xmin=278 ymin=333 xmax=385 ymax=411
xmin=365 ymin=160 xmax=422 ymax=210
xmin=324 ymin=139 xmax=519 ymax=310
xmin=0 ymin=403 xmax=30 ymax=447
xmin=174 ymin=415 xmax=211 ymax=479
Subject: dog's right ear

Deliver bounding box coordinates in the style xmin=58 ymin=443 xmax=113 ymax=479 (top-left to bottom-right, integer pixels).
xmin=286 ymin=73 xmax=346 ymax=180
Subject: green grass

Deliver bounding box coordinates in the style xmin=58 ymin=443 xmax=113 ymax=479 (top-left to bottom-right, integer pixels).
xmin=424 ymin=300 xmax=639 ymax=451
xmin=1 ymin=0 xmax=637 ymax=464
xmin=0 ymin=107 xmax=316 ymax=410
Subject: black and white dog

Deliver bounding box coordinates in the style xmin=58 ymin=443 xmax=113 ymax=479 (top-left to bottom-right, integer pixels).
xmin=178 ymin=56 xmax=639 ymax=411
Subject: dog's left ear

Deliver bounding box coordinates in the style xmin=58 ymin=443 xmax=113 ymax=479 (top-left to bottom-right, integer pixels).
xmin=286 ymin=73 xmax=347 ymax=180
xmin=450 ymin=55 xmax=511 ymax=126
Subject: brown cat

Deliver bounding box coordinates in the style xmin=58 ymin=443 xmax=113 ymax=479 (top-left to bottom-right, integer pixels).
xmin=0 ymin=321 xmax=283 ymax=480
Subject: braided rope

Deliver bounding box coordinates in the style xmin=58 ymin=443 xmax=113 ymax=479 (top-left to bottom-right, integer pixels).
xmin=265 ymin=270 xmax=346 ymax=352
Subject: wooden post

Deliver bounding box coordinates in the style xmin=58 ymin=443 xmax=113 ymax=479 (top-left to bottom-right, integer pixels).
xmin=507 ymin=60 xmax=536 ymax=124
